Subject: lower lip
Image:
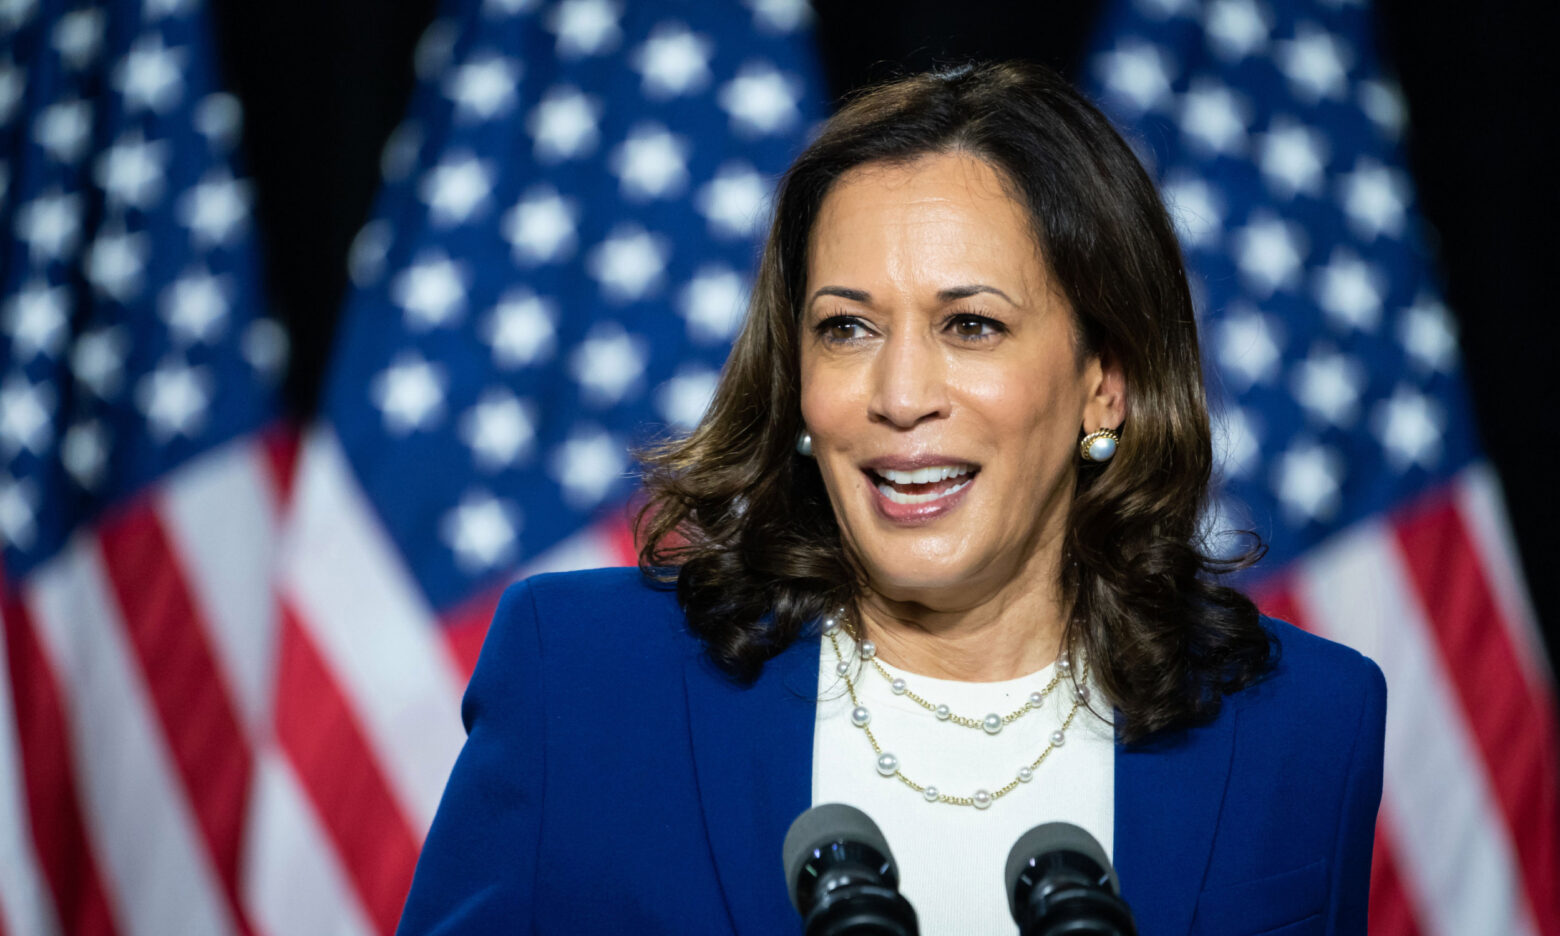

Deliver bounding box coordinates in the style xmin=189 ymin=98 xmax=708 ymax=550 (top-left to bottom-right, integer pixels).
xmin=865 ymin=471 xmax=976 ymax=525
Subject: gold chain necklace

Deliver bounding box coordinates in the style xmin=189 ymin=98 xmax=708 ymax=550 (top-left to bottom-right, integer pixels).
xmin=823 ymin=611 xmax=1087 ymax=810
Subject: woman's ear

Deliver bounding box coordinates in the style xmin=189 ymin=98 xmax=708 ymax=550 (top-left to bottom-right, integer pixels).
xmin=1083 ymin=348 xmax=1126 ymax=433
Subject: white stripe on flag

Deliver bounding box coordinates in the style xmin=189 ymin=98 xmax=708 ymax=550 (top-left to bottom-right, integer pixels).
xmin=1296 ymin=520 xmax=1537 ymax=936
xmin=27 ymin=537 xmax=240 ymax=936
xmin=520 ymin=521 xmax=628 ymax=576
xmin=242 ymin=747 xmax=376 ymax=936
xmin=158 ymin=438 xmax=283 ymax=734
xmin=1455 ymin=464 xmax=1555 ymax=691
xmin=278 ymin=428 xmax=466 ymax=830
xmin=0 ymin=607 xmax=63 ymax=936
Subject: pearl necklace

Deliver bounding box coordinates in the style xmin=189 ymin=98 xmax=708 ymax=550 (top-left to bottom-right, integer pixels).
xmin=822 ymin=610 xmax=1087 ymax=810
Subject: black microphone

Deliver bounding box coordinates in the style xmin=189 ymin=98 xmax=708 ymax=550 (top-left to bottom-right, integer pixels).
xmin=1005 ymin=822 xmax=1137 ymax=936
xmin=782 ymin=803 xmax=919 ymax=936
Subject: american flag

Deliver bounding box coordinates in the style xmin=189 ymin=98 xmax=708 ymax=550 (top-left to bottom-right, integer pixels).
xmin=260 ymin=1 xmax=826 ymax=934
xmin=1083 ymin=0 xmax=1559 ymax=932
xmin=0 ymin=2 xmax=291 ymax=936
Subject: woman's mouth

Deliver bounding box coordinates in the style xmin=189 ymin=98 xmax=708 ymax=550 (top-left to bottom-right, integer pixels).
xmin=866 ymin=464 xmax=978 ymax=505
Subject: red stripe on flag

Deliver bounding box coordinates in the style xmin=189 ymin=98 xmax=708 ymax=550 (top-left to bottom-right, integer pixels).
xmin=260 ymin=423 xmax=301 ymax=505
xmin=274 ymin=601 xmax=420 ymax=936
xmin=1 ymin=589 xmax=122 ymax=936
xmin=1368 ymin=817 xmax=1424 ymax=936
xmin=1392 ymin=492 xmax=1560 ymax=935
xmin=95 ymin=505 xmax=256 ymax=936
xmin=441 ymin=584 xmax=504 ymax=683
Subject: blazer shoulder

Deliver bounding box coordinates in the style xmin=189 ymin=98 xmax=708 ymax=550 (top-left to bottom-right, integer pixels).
xmin=1235 ymin=615 xmax=1387 ymax=734
xmin=494 ymin=565 xmax=697 ymax=663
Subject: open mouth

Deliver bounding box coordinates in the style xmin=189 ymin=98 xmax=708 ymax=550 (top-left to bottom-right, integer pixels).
xmin=865 ymin=464 xmax=979 ymax=505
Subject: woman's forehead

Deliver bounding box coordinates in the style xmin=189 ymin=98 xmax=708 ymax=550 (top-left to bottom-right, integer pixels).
xmin=807 ymin=152 xmax=1047 ymax=302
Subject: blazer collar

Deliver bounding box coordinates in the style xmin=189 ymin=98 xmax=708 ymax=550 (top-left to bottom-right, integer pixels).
xmin=685 ymin=635 xmax=1237 ymax=936
xmin=1112 ymin=704 xmax=1238 ymax=935
xmin=685 ymin=632 xmax=821 ymax=936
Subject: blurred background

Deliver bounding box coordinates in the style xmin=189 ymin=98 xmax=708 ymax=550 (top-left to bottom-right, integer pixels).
xmin=1 ymin=1 xmax=1555 ymax=935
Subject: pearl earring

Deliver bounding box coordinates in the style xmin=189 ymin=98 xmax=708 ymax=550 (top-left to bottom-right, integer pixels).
xmin=1079 ymin=427 xmax=1120 ymax=463
xmin=796 ymin=430 xmax=814 ymax=457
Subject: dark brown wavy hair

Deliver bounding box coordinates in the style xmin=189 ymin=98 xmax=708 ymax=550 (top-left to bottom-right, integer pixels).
xmin=636 ymin=61 xmax=1274 ymax=743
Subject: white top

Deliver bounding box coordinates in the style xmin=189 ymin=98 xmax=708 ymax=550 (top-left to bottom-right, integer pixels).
xmin=811 ymin=633 xmax=1115 ymax=936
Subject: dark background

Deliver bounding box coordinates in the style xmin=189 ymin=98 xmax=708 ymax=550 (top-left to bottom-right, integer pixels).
xmin=206 ymin=0 xmax=1558 ymax=672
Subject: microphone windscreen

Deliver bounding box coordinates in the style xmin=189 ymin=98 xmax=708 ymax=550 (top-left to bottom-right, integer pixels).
xmin=1004 ymin=821 xmax=1119 ymax=919
xmin=782 ymin=803 xmax=896 ymax=913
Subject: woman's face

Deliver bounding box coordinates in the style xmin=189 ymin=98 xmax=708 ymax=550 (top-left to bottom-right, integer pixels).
xmin=799 ymin=151 xmax=1122 ymax=609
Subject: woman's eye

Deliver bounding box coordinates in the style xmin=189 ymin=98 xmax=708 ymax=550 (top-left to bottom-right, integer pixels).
xmin=818 ymin=316 xmax=868 ymax=343
xmin=948 ymin=314 xmax=1004 ymax=340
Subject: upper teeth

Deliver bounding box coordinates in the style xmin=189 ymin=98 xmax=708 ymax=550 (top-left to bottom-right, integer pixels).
xmin=877 ymin=465 xmax=973 ymax=484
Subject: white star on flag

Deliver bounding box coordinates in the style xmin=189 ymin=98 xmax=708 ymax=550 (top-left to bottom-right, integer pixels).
xmin=1313 ymin=247 xmax=1383 ymax=333
xmin=160 ymin=269 xmax=231 ymax=344
xmin=1215 ymin=308 xmax=1283 ymax=390
xmin=1233 ymin=213 xmax=1306 ymax=295
xmin=679 ymin=265 xmax=750 ymax=343
xmin=609 ymin=123 xmax=691 ymax=200
xmin=3 ymin=280 xmax=69 ymax=360
xmin=0 ymin=59 xmax=24 ymax=127
xmin=86 ymin=223 xmax=150 ymax=301
xmin=1097 ymin=39 xmax=1175 ymax=113
xmin=441 ymin=491 xmax=521 ymax=572
xmin=0 ymin=475 xmax=39 ymax=550
xmin=528 ymin=85 xmax=602 ymax=162
xmin=482 ymin=290 xmax=558 ymax=369
xmin=745 ymin=0 xmax=813 ymax=33
xmin=1373 ymin=384 xmax=1444 ymax=471
xmin=1276 ymin=23 xmax=1351 ymax=102
xmin=61 ymin=420 xmax=109 ymax=489
xmin=569 ymin=322 xmax=648 ymax=406
xmin=420 ymin=153 xmax=495 ymax=226
xmin=371 ymin=353 xmax=447 ymax=435
xmin=178 ymin=170 xmax=252 ymax=247
xmin=587 ymin=225 xmax=670 ymax=302
xmin=1398 ymin=295 xmax=1458 ymax=374
xmin=502 ymin=186 xmax=579 ymax=265
xmin=1211 ymin=405 xmax=1260 ymax=479
xmin=96 ymin=131 xmax=171 ymax=210
xmin=549 ymin=426 xmax=627 ymax=508
xmin=1339 ymin=157 xmax=1409 ymax=241
xmin=135 ymin=358 xmax=213 ymax=442
xmin=1161 ymin=173 xmax=1223 ymax=248
xmin=696 ymin=162 xmax=770 ymax=239
xmin=52 ymin=7 xmax=105 ymax=70
xmin=392 ymin=251 xmax=469 ymax=329
xmin=193 ymin=92 xmax=244 ymax=148
xmin=631 ymin=23 xmax=714 ymax=98
xmin=656 ymin=367 xmax=719 ymax=429
xmin=14 ymin=189 xmax=83 ymax=263
xmin=1257 ymin=118 xmax=1328 ymax=199
xmin=71 ymin=326 xmax=130 ymax=399
xmin=0 ymin=375 xmax=55 ymax=457
xmin=445 ymin=53 xmax=521 ymax=122
xmin=34 ymin=97 xmax=93 ymax=164
xmin=1204 ymin=0 xmax=1268 ymax=60
xmin=1179 ymin=79 xmax=1248 ymax=156
xmin=1272 ymin=440 xmax=1344 ymax=524
xmin=459 ymin=390 xmax=537 ymax=470
xmin=114 ymin=32 xmax=186 ymax=113
xmin=547 ymin=0 xmax=621 ymax=58
xmin=1291 ymin=345 xmax=1366 ymax=426
xmin=719 ymin=62 xmax=801 ymax=136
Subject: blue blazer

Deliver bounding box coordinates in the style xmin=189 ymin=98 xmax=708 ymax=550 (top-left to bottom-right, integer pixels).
xmin=397 ymin=567 xmax=1386 ymax=935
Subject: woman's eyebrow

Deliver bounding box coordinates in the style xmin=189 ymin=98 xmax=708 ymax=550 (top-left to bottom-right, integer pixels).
xmin=806 ymin=283 xmax=1018 ymax=309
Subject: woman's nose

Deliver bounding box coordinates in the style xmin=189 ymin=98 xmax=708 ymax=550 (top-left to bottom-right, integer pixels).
xmin=867 ymin=330 xmax=951 ymax=429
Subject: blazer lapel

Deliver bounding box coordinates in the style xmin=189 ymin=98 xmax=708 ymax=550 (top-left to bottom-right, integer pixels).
xmin=1113 ymin=705 xmax=1238 ymax=935
xmin=685 ymin=634 xmax=821 ymax=936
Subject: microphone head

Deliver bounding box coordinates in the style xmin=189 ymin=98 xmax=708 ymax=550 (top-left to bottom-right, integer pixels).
xmin=1004 ymin=822 xmax=1119 ymax=920
xmin=782 ymin=803 xmax=897 ymax=914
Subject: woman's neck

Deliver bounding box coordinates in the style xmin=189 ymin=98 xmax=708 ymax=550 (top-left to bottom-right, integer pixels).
xmin=851 ymin=572 xmax=1069 ymax=682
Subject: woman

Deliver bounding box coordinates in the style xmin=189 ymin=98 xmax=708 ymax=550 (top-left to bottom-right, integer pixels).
xmin=397 ymin=61 xmax=1386 ymax=935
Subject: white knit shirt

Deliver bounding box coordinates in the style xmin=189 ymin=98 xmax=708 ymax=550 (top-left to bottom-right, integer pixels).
xmin=811 ymin=634 xmax=1115 ymax=936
